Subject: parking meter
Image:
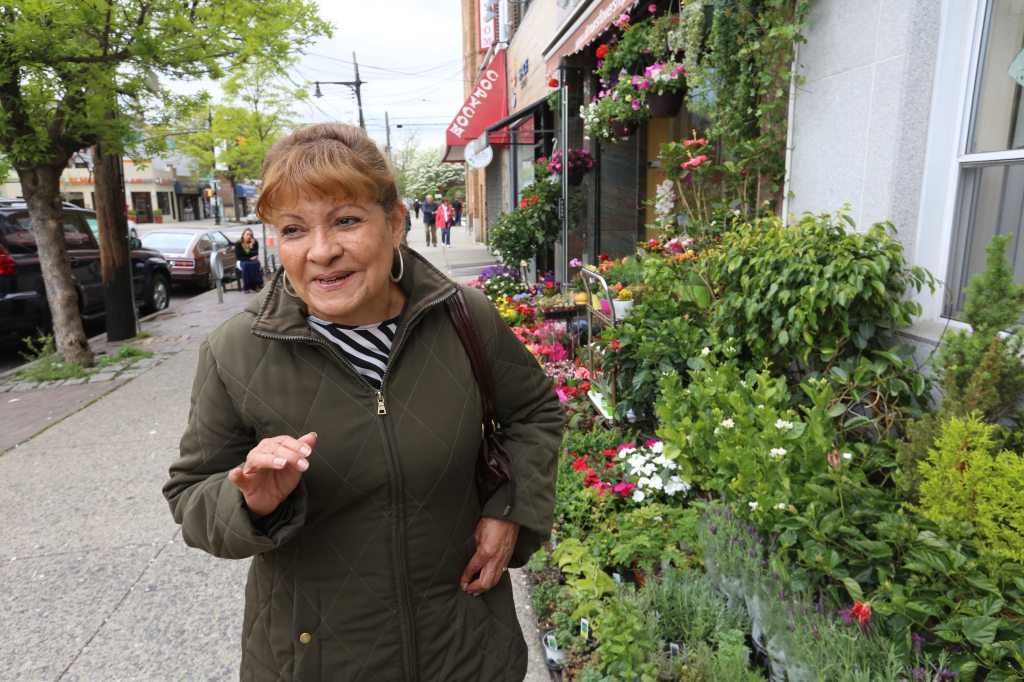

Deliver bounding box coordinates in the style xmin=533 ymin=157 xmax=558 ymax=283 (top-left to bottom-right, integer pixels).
xmin=210 ymin=250 xmax=224 ymax=304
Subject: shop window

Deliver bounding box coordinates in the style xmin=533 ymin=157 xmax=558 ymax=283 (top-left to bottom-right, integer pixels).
xmin=946 ymin=0 xmax=1024 ymax=319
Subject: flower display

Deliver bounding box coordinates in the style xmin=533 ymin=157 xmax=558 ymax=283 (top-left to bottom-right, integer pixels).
xmin=641 ymin=61 xmax=686 ymax=95
xmin=615 ymin=439 xmax=691 ymax=503
xmin=546 ymin=148 xmax=596 ymax=174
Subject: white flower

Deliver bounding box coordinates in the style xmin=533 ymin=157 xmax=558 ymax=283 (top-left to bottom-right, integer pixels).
xmin=641 ymin=462 xmax=658 ymax=477
xmin=739 ymin=380 xmax=748 ymax=388
xmin=720 ymin=418 xmax=735 ymax=429
xmin=775 ymin=502 xmax=787 ymax=510
xmin=632 ymin=489 xmax=646 ymax=503
xmin=664 ymin=476 xmax=690 ymax=496
xmin=775 ymin=419 xmax=794 ymax=431
xmin=713 ymin=427 xmax=720 ymax=435
xmin=842 ymin=452 xmax=853 ymax=461
xmin=701 ymin=347 xmax=711 ymax=357
xmin=648 ymin=475 xmax=664 ymax=491
xmin=748 ymin=501 xmax=759 ymax=511
xmin=649 ymin=441 xmax=664 ymax=454
xmin=653 ymin=454 xmax=669 ymax=467
xmin=769 ymin=447 xmax=788 ymax=459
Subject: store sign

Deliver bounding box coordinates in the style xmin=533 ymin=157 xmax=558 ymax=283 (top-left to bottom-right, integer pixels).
xmin=479 ymin=0 xmax=498 ymax=51
xmin=447 ymin=50 xmax=507 ymax=141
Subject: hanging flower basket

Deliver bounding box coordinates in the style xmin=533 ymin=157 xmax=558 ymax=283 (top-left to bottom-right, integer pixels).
xmin=610 ymin=119 xmax=636 ymax=138
xmin=567 ymin=168 xmax=586 ymax=186
xmin=647 ymin=90 xmax=685 ymax=118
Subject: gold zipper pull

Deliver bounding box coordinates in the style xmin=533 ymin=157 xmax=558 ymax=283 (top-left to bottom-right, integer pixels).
xmin=376 ymin=392 xmax=387 ymax=415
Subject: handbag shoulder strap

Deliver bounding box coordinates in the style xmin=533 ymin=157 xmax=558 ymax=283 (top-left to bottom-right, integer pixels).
xmin=445 ymin=289 xmax=496 ymax=432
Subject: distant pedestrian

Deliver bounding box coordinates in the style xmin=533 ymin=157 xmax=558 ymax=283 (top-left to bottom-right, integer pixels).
xmin=403 ymin=204 xmax=412 ymax=246
xmin=437 ymin=198 xmax=453 ymax=248
xmin=452 ymin=197 xmax=463 ymax=226
xmin=412 ymin=198 xmax=421 ymax=219
xmin=422 ymin=196 xmax=437 ymax=246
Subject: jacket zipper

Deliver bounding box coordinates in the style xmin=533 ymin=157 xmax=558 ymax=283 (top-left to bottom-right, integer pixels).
xmin=252 ymin=285 xmax=458 ymax=680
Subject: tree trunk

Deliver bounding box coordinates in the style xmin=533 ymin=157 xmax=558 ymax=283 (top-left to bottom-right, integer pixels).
xmin=93 ymin=143 xmax=137 ymax=341
xmin=16 ymin=164 xmax=95 ymax=367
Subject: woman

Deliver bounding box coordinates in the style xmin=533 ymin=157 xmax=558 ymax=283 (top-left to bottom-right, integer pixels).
xmin=436 ymin=198 xmax=451 ymax=248
xmin=234 ymin=227 xmax=264 ymax=293
xmin=163 ymin=123 xmax=563 ymax=681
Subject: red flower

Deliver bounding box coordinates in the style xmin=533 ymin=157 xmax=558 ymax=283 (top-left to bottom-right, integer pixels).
xmin=609 ymin=339 xmax=621 ymax=351
xmin=530 ymin=195 xmax=537 ymax=206
xmin=548 ymin=78 xmax=559 ymax=88
xmin=572 ymin=457 xmax=590 ymax=472
xmin=520 ymin=197 xmax=528 ymax=209
xmin=671 ymin=17 xmax=680 ymax=22
xmin=851 ymin=601 xmax=872 ymax=625
xmin=545 ymin=281 xmax=554 ymax=289
xmin=740 ymin=168 xmax=749 ymax=177
xmin=596 ymin=44 xmax=608 ymax=59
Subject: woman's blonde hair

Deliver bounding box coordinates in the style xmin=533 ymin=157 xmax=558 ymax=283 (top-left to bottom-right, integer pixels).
xmin=255 ymin=123 xmax=400 ymax=224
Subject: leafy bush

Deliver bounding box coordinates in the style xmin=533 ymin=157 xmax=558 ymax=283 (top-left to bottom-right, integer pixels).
xmin=917 ymin=415 xmax=1024 ymax=565
xmin=708 ymin=209 xmax=934 ymax=373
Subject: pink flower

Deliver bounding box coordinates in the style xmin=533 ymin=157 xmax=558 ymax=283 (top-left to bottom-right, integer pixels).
xmin=683 ymin=137 xmax=708 ymax=147
xmin=648 ymin=3 xmax=657 ymax=11
xmin=555 ymin=387 xmax=568 ymax=402
xmin=645 ymin=439 xmax=660 ymax=447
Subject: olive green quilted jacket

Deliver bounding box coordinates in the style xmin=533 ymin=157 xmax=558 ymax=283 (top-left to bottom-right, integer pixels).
xmin=163 ymin=247 xmax=563 ymax=681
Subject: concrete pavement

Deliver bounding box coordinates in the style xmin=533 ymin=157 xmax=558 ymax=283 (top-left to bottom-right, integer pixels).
xmin=0 ymin=220 xmax=553 ymax=680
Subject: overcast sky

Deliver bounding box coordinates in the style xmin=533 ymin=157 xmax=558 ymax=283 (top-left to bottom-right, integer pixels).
xmin=285 ymin=1 xmax=467 ymax=151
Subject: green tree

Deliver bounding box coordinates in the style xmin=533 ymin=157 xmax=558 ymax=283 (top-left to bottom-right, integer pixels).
xmin=0 ymin=1 xmax=330 ymax=366
xmin=404 ymin=147 xmax=465 ymax=201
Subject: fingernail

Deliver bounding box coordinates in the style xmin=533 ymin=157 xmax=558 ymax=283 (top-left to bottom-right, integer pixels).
xmin=296 ymin=458 xmax=309 ymax=471
xmin=273 ymin=457 xmax=287 ymax=468
xmin=300 ymin=445 xmax=312 ymax=456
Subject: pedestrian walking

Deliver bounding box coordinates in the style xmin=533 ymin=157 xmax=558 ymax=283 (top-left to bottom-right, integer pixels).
xmin=452 ymin=197 xmax=463 ymax=226
xmin=438 ymin=198 xmax=453 ymax=247
xmin=163 ymin=122 xmax=563 ymax=681
xmin=412 ymin=198 xmax=421 ymax=219
xmin=421 ymin=195 xmax=437 ymax=246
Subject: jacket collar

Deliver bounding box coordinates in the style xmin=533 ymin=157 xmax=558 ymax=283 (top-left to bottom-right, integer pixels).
xmin=248 ymin=246 xmax=460 ymax=341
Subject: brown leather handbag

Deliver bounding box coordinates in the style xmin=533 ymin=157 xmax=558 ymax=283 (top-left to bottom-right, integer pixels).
xmin=445 ymin=290 xmax=516 ymax=516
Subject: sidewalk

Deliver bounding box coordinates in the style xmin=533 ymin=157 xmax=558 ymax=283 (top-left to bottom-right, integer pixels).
xmin=0 ymin=226 xmax=555 ymax=680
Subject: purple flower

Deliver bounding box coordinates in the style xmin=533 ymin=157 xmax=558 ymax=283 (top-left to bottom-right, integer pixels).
xmin=908 ymin=669 xmax=924 ymax=680
xmin=631 ymin=99 xmax=641 ymax=111
xmin=937 ymin=670 xmax=957 ymax=680
xmin=911 ymin=631 xmax=924 ymax=652
xmin=838 ymin=607 xmax=853 ymax=626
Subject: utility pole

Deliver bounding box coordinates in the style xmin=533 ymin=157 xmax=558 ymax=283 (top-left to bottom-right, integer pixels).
xmin=384 ymin=111 xmax=392 ymax=160
xmin=208 ymin=110 xmax=220 ymax=225
xmin=313 ymin=54 xmax=366 ymax=130
xmin=353 ymin=51 xmax=366 ymax=131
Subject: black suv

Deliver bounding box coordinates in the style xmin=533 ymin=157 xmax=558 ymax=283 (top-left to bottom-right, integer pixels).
xmin=0 ymin=199 xmax=172 ymax=339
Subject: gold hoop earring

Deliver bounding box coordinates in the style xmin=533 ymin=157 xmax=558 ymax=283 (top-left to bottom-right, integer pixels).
xmin=390 ymin=248 xmax=404 ymax=283
xmin=281 ymin=270 xmax=298 ymax=298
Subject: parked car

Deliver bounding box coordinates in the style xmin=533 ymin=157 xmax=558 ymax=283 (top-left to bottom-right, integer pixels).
xmin=242 ymin=212 xmax=261 ymax=224
xmin=0 ymin=200 xmax=173 ymax=340
xmin=141 ymin=227 xmax=239 ymax=290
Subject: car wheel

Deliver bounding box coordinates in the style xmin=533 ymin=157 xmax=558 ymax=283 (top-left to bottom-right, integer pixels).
xmin=206 ymin=267 xmax=217 ymax=291
xmin=143 ymin=273 xmax=170 ymax=314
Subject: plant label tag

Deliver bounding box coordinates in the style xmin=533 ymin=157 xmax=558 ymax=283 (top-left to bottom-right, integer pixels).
xmin=580 ymin=618 xmax=589 ymax=640
xmin=669 ymin=642 xmax=680 ymax=657
xmin=612 ymin=572 xmax=621 ymax=584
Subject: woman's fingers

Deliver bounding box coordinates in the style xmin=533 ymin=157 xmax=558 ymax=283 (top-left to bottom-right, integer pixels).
xmin=459 ymin=518 xmax=519 ymax=596
xmin=241 ymin=433 xmax=316 ymax=473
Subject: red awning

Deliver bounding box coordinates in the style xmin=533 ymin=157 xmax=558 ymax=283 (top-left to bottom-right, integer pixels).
xmin=543 ymin=0 xmax=640 ymax=73
xmin=443 ymin=49 xmax=508 ymax=163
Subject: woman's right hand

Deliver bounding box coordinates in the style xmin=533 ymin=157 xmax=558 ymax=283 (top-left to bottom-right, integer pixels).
xmin=227 ymin=432 xmax=317 ymax=518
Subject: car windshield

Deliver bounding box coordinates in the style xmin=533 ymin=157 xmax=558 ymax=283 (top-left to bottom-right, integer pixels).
xmin=142 ymin=233 xmax=193 ymax=252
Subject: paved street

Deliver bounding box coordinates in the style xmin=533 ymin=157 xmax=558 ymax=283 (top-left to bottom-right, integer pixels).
xmin=0 ymin=220 xmax=551 ymax=680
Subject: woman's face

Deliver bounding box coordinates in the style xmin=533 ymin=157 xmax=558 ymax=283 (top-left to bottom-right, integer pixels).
xmin=274 ymin=194 xmax=405 ymax=325
xmin=241 ymin=229 xmax=254 ymax=243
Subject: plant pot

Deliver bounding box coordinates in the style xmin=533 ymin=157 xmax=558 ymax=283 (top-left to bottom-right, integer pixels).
xmin=647 ymin=91 xmax=685 ymax=118
xmin=609 ymin=119 xmax=636 ymax=138
xmin=573 ymin=291 xmax=589 ymax=305
xmin=154 ymin=214 xmax=164 ymax=223
xmin=567 ymin=168 xmax=585 ymax=186
xmin=600 ymin=298 xmax=611 ymax=315
xmin=611 ymin=298 xmax=634 ymax=319
xmin=540 ymin=629 xmax=565 ymax=672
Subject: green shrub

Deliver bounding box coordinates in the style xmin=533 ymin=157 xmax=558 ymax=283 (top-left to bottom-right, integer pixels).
xmin=917 ymin=415 xmax=1024 ymax=565
xmin=708 ymin=209 xmax=933 ymax=373
xmin=17 ymin=335 xmax=89 ymax=382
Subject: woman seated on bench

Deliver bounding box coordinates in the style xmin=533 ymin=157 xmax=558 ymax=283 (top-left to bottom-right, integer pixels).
xmin=235 ymin=227 xmax=264 ymax=293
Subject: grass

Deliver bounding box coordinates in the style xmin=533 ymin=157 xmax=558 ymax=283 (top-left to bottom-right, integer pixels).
xmin=15 ymin=335 xmax=153 ymax=383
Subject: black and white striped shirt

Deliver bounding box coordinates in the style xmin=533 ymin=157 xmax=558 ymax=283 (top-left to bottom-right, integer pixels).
xmin=308 ymin=315 xmax=398 ymax=390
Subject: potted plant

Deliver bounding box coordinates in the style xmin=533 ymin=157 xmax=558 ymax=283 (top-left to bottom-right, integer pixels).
xmin=640 ymin=61 xmax=687 ymax=117
xmin=612 ymin=286 xmax=634 ymax=319
xmin=153 ymin=208 xmax=164 ymax=223
xmin=580 ymin=79 xmax=648 ymax=142
xmin=547 ymin=148 xmax=596 ymax=187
